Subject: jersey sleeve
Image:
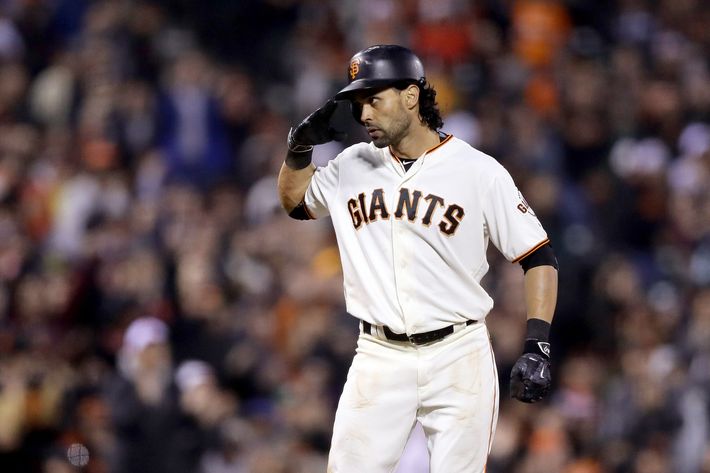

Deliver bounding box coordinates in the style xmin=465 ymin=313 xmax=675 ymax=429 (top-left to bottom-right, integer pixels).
xmin=482 ymin=164 xmax=549 ymax=262
xmin=304 ymin=153 xmax=341 ymax=218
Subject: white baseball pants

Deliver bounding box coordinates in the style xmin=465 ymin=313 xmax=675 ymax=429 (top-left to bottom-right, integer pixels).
xmin=327 ymin=321 xmax=499 ymax=473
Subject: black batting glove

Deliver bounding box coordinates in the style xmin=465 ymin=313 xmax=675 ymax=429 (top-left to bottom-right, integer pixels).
xmin=510 ymin=319 xmax=552 ymax=403
xmin=289 ymin=100 xmax=346 ymax=148
xmin=286 ymin=100 xmax=346 ymax=170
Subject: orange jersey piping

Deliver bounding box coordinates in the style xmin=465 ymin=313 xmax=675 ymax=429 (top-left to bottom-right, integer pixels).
xmin=511 ymin=238 xmax=550 ymax=263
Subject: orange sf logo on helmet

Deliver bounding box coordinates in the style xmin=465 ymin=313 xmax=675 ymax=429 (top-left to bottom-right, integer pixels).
xmin=349 ymin=58 xmax=360 ymax=80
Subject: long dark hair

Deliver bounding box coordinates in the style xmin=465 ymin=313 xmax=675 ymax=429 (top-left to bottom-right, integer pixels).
xmin=395 ymin=79 xmax=444 ymax=131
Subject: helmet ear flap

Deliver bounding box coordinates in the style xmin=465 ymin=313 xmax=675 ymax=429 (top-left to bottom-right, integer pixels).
xmin=350 ymin=101 xmax=363 ymax=125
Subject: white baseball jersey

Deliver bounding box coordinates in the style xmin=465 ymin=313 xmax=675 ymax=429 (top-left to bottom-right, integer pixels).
xmin=304 ymin=134 xmax=548 ymax=334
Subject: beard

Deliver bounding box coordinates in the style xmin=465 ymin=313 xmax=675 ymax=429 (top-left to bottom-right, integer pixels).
xmin=369 ymin=109 xmax=411 ymax=148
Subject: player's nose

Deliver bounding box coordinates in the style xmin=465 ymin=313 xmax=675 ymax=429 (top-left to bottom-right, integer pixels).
xmin=360 ymin=104 xmax=373 ymax=123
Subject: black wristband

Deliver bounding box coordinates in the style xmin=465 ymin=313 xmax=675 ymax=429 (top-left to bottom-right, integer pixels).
xmin=285 ymin=148 xmax=313 ymax=170
xmin=523 ymin=318 xmax=551 ymax=358
xmin=526 ymin=318 xmax=551 ymax=342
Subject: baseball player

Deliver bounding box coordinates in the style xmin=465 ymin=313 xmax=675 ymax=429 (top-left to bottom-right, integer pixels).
xmin=277 ymin=45 xmax=558 ymax=473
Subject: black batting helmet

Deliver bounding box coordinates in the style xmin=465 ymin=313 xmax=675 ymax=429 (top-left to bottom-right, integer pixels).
xmin=334 ymin=45 xmax=425 ymax=101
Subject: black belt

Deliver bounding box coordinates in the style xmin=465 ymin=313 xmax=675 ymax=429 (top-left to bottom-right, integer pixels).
xmin=362 ymin=319 xmax=477 ymax=345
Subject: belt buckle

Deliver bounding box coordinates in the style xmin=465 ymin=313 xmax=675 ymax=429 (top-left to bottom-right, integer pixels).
xmin=409 ymin=332 xmax=435 ymax=345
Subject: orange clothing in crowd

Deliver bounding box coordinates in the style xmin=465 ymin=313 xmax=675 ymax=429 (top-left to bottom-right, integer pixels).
xmin=512 ymin=0 xmax=571 ymax=68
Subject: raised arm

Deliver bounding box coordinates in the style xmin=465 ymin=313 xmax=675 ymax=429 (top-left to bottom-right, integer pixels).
xmin=278 ymin=162 xmax=316 ymax=213
xmin=277 ymin=100 xmax=345 ymax=216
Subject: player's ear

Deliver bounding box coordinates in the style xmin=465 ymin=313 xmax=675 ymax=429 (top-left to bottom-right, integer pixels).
xmin=403 ymin=84 xmax=419 ymax=110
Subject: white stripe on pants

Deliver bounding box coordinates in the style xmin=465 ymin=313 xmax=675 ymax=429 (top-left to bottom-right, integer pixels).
xmin=327 ymin=322 xmax=499 ymax=473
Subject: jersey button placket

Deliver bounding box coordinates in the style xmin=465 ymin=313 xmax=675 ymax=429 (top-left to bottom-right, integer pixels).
xmin=401 ymin=157 xmax=428 ymax=334
xmin=392 ymin=214 xmax=405 ymax=324
xmin=392 ymin=181 xmax=416 ymax=334
xmin=400 ymin=160 xmax=425 ymax=334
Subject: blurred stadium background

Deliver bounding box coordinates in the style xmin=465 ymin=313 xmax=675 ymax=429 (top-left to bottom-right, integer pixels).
xmin=0 ymin=0 xmax=707 ymax=472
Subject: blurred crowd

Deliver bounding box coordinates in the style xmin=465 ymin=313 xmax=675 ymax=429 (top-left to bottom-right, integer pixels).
xmin=0 ymin=0 xmax=707 ymax=472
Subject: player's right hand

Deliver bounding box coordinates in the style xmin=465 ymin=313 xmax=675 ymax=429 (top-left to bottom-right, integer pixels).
xmin=289 ymin=100 xmax=347 ymax=150
xmin=509 ymin=351 xmax=551 ymax=403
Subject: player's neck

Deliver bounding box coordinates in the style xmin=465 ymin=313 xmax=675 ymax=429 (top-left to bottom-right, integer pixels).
xmin=389 ymin=124 xmax=441 ymax=160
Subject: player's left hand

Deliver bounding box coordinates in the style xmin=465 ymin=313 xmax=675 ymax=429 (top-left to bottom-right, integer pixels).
xmin=510 ymin=349 xmax=551 ymax=403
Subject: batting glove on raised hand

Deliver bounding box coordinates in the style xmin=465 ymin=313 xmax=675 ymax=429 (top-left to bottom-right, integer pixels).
xmin=288 ymin=100 xmax=346 ymax=150
xmin=510 ymin=340 xmax=552 ymax=403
